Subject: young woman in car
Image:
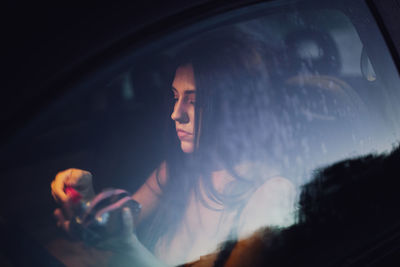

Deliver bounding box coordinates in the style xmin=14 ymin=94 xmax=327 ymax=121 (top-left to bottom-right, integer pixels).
xmin=51 ymin=28 xmax=296 ymax=266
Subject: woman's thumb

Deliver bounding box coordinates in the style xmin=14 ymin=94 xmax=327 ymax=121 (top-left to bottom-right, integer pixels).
xmin=122 ymin=207 xmax=134 ymax=235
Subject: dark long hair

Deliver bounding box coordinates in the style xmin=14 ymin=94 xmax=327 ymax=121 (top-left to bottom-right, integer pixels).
xmin=138 ymin=26 xmax=284 ymax=250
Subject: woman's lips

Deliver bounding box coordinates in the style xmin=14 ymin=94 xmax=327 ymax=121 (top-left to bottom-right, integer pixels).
xmin=176 ymin=129 xmax=193 ymax=140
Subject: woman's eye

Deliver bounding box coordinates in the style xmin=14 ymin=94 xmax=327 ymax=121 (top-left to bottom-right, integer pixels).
xmin=187 ymin=96 xmax=196 ymax=105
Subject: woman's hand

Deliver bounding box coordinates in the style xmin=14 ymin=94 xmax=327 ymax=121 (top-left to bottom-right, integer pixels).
xmin=99 ymin=208 xmax=167 ymax=267
xmin=51 ymin=168 xmax=95 ymax=232
xmin=95 ymin=207 xmax=137 ymax=251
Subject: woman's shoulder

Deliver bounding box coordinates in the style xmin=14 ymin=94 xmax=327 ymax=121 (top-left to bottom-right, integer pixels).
xmin=238 ymin=176 xmax=297 ymax=238
xmin=254 ymin=176 xmax=296 ymax=196
xmin=245 ymin=176 xmax=296 ymax=215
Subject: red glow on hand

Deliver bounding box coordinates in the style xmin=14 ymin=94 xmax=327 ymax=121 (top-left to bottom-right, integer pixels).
xmin=65 ymin=186 xmax=82 ymax=203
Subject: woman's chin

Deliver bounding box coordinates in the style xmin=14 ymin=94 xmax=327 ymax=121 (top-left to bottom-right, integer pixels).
xmin=180 ymin=141 xmax=195 ymax=154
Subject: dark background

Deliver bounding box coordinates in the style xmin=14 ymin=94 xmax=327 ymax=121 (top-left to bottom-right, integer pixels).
xmin=2 ymin=1 xmax=214 ymax=135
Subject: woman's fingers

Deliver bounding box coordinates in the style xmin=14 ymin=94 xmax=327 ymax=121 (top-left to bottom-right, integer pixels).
xmin=51 ymin=168 xmax=94 ymax=203
xmin=51 ymin=178 xmax=67 ymax=203
xmin=69 ymin=169 xmax=93 ymax=188
xmin=122 ymin=207 xmax=134 ymax=236
xmin=51 ymin=170 xmax=71 ymax=203
xmin=54 ymin=208 xmax=70 ymax=232
xmin=95 ymin=208 xmax=137 ymax=251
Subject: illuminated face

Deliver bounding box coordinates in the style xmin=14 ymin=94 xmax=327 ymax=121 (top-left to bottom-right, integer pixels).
xmin=171 ymin=64 xmax=196 ymax=153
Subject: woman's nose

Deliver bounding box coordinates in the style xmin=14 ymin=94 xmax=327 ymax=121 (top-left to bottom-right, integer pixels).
xmin=171 ymin=100 xmax=189 ymax=123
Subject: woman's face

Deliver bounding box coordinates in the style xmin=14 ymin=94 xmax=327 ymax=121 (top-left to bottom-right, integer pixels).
xmin=171 ymin=64 xmax=196 ymax=153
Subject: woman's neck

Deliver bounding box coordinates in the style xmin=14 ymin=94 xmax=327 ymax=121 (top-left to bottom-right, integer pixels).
xmin=209 ymin=161 xmax=279 ymax=193
xmin=210 ymin=169 xmax=236 ymax=194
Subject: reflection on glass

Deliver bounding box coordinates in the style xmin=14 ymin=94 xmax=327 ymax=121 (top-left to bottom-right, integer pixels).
xmin=46 ymin=3 xmax=400 ymax=267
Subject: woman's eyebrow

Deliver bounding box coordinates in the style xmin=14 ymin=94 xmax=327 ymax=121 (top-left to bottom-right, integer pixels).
xmin=171 ymin=87 xmax=196 ymax=95
xmin=184 ymin=90 xmax=196 ymax=95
